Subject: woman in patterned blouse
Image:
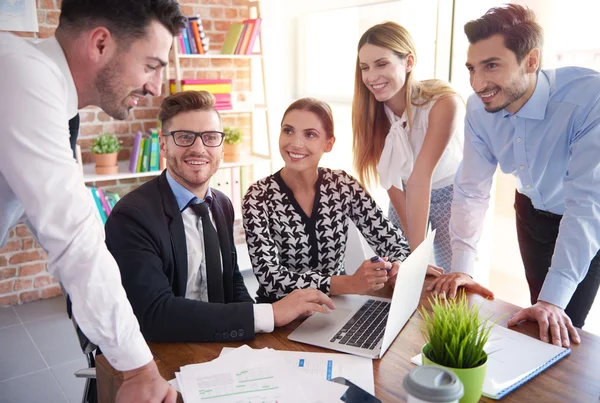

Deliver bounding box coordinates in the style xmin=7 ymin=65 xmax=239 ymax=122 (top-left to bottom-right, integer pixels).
xmin=243 ymin=98 xmax=440 ymax=303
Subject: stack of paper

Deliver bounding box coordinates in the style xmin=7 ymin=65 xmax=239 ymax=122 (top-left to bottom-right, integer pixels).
xmin=170 ymin=345 xmax=375 ymax=402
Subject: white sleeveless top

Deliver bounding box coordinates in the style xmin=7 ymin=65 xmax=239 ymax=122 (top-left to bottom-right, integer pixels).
xmin=377 ymin=97 xmax=464 ymax=191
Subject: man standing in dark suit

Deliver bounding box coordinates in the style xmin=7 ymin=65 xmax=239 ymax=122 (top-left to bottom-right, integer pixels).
xmin=105 ymin=91 xmax=335 ymax=343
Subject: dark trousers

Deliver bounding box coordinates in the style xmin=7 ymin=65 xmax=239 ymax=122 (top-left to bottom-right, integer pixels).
xmin=514 ymin=191 xmax=600 ymax=328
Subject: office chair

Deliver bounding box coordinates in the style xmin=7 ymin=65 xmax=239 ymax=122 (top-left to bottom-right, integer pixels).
xmin=61 ymin=286 xmax=98 ymax=403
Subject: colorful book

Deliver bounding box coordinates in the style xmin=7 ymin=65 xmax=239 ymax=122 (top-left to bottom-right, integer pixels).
xmin=149 ymin=130 xmax=159 ymax=171
xmin=181 ymin=25 xmax=191 ymax=54
xmin=238 ymin=19 xmax=255 ymax=54
xmin=178 ymin=33 xmax=186 ymax=55
xmin=136 ymin=138 xmax=145 ymax=172
xmin=234 ymin=23 xmax=249 ymax=55
xmin=214 ymin=93 xmax=232 ymax=103
xmin=186 ymin=21 xmax=198 ymax=54
xmin=96 ymin=188 xmax=112 ymax=217
xmin=89 ymin=187 xmax=107 ymax=224
xmin=221 ymin=23 xmax=245 ymax=55
xmin=245 ymin=18 xmax=262 ymax=54
xmin=129 ymin=131 xmax=142 ymax=173
xmin=141 ymin=136 xmax=151 ymax=172
xmin=170 ymin=83 xmax=233 ymax=93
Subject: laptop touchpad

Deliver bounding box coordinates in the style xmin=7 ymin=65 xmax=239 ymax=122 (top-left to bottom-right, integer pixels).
xmin=301 ymin=308 xmax=352 ymax=332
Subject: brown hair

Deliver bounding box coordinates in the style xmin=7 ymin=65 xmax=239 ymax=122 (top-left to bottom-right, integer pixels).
xmin=352 ymin=22 xmax=457 ymax=188
xmin=464 ymin=4 xmax=543 ymax=64
xmin=159 ymin=90 xmax=220 ymax=132
xmin=282 ymin=98 xmax=335 ymax=138
xmin=58 ymin=0 xmax=186 ymax=43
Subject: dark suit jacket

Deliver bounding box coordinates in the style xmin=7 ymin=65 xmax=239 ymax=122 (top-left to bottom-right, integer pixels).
xmin=105 ymin=171 xmax=255 ymax=343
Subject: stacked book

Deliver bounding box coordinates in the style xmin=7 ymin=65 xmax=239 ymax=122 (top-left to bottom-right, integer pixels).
xmin=178 ymin=15 xmax=209 ymax=55
xmin=87 ymin=187 xmax=120 ymax=224
xmin=129 ymin=129 xmax=166 ymax=173
xmin=221 ymin=18 xmax=262 ymax=55
xmin=169 ymin=79 xmax=233 ymax=110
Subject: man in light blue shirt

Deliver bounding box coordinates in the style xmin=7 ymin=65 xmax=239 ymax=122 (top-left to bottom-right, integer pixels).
xmin=429 ymin=4 xmax=600 ymax=348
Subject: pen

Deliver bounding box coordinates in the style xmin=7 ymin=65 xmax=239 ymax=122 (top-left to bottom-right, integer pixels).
xmin=370 ymin=255 xmax=391 ymax=272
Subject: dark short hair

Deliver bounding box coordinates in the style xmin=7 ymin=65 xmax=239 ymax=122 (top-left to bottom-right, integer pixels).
xmin=464 ymin=4 xmax=543 ymax=63
xmin=59 ymin=0 xmax=186 ymax=41
xmin=159 ymin=91 xmax=221 ymax=131
xmin=281 ymin=98 xmax=335 ymax=138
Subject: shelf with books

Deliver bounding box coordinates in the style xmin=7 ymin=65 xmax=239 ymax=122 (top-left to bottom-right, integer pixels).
xmin=177 ymin=54 xmax=262 ymax=60
xmin=82 ymin=156 xmax=271 ymax=184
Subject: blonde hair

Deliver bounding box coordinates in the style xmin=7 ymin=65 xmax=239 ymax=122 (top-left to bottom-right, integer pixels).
xmin=352 ymin=21 xmax=457 ymax=188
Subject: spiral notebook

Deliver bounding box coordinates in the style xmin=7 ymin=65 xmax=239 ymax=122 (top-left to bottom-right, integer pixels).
xmin=411 ymin=324 xmax=571 ymax=399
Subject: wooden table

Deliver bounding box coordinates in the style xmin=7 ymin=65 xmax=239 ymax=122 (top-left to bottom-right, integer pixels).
xmin=97 ymin=279 xmax=600 ymax=402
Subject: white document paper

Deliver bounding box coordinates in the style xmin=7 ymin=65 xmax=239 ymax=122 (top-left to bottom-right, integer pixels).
xmin=177 ymin=345 xmax=347 ymax=403
xmin=221 ymin=347 xmax=375 ymax=395
xmin=411 ymin=325 xmax=570 ymax=399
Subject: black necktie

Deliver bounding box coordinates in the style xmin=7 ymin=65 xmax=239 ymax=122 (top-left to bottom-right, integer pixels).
xmin=68 ymin=113 xmax=80 ymax=159
xmin=190 ymin=202 xmax=225 ymax=303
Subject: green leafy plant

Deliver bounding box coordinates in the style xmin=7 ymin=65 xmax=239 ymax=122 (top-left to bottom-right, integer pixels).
xmin=419 ymin=293 xmax=493 ymax=369
xmin=91 ymin=133 xmax=122 ymax=154
xmin=223 ymin=126 xmax=243 ymax=145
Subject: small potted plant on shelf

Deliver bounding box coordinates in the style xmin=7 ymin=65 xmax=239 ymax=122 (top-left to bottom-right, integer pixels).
xmin=419 ymin=293 xmax=493 ymax=403
xmin=91 ymin=132 xmax=122 ymax=175
xmin=223 ymin=126 xmax=243 ymax=162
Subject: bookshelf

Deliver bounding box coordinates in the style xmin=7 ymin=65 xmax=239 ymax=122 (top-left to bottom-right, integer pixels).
xmin=166 ymin=1 xmax=272 ymax=180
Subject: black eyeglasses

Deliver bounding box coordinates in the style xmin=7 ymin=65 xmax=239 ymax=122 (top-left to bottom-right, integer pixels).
xmin=164 ymin=130 xmax=225 ymax=147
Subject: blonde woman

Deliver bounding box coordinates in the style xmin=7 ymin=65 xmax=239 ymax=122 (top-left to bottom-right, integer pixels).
xmin=352 ymin=22 xmax=465 ymax=272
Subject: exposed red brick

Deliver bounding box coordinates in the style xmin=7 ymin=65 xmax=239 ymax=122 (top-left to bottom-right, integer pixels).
xmin=0 ymin=268 xmax=17 ymax=281
xmin=213 ymin=20 xmax=231 ymax=32
xmin=19 ymin=263 xmax=46 ymax=277
xmin=40 ymin=285 xmax=63 ymax=299
xmin=232 ymin=0 xmax=249 ymax=5
xmin=135 ymin=97 xmax=152 ymax=107
xmin=234 ymin=59 xmax=250 ymax=68
xmin=37 ymin=10 xmax=47 ymax=24
xmin=22 ymin=238 xmax=35 ymax=250
xmin=46 ymin=10 xmax=60 ymax=25
xmin=9 ymin=251 xmax=42 ymax=265
xmin=80 ymin=124 xmax=103 ymax=137
xmin=143 ymin=121 xmax=159 ymax=133
xmin=0 ymin=280 xmax=14 ymax=294
xmin=39 ymin=0 xmax=57 ymax=10
xmin=152 ymin=96 xmax=166 ymax=107
xmin=118 ymin=149 xmax=131 ymax=161
xmin=210 ymin=59 xmax=234 ymax=68
xmin=191 ymin=59 xmax=211 ymax=69
xmin=236 ymin=115 xmax=252 ymax=127
xmin=0 ymin=256 xmax=7 ymax=267
xmin=210 ymin=8 xmax=225 ymax=18
xmin=133 ymin=108 xmax=160 ymax=120
xmin=77 ymin=138 xmax=93 ymax=150
xmin=235 ymin=70 xmax=250 ymax=80
xmin=38 ymin=25 xmax=56 ymax=39
xmin=119 ymin=136 xmax=134 ymax=147
xmin=224 ymin=7 xmax=238 ymax=19
xmin=102 ymin=122 xmax=130 ymax=134
xmin=82 ymin=151 xmax=93 ymax=164
xmin=33 ymin=275 xmax=53 ymax=288
xmin=20 ymin=290 xmax=41 ymax=303
xmin=130 ymin=123 xmax=143 ymax=134
xmin=210 ymin=33 xmax=226 ymax=45
xmin=204 ymin=0 xmax=233 ymax=6
xmin=180 ymin=4 xmax=195 ymax=16
xmin=94 ymin=180 xmax=118 ymax=187
xmin=79 ymin=110 xmax=96 ymax=123
xmin=97 ymin=111 xmax=112 ymax=122
xmin=0 ymin=294 xmax=19 ymax=307
xmin=15 ymin=278 xmax=33 ymax=291
xmin=15 ymin=225 xmax=30 ymax=237
xmin=220 ymin=70 xmax=235 ymax=80
xmin=0 ymin=240 xmax=21 ymax=254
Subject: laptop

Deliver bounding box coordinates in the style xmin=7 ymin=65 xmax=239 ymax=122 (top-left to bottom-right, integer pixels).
xmin=288 ymin=230 xmax=435 ymax=359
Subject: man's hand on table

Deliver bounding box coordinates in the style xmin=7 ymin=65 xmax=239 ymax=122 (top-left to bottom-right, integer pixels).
xmin=117 ymin=360 xmax=177 ymax=403
xmin=272 ymin=288 xmax=336 ymax=327
xmin=507 ymin=301 xmax=581 ymax=348
xmin=426 ymin=272 xmax=494 ymax=299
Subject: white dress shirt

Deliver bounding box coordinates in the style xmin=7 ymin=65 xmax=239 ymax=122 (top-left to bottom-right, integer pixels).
xmin=0 ymin=33 xmax=152 ymax=371
xmin=166 ymin=172 xmax=274 ymax=333
xmin=377 ymin=98 xmax=464 ymax=191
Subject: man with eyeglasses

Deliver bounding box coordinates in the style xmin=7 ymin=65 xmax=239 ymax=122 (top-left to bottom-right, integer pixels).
xmin=104 ymin=91 xmax=336 ymax=343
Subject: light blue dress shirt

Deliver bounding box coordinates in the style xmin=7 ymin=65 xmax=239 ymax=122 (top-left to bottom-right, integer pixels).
xmin=450 ymin=67 xmax=600 ymax=309
xmin=165 ymin=170 xmax=212 ymax=211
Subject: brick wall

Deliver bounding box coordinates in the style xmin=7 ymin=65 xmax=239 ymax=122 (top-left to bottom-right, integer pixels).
xmin=0 ymin=0 xmax=252 ymax=306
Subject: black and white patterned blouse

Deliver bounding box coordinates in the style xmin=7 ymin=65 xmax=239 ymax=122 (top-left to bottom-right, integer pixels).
xmin=242 ymin=168 xmax=410 ymax=302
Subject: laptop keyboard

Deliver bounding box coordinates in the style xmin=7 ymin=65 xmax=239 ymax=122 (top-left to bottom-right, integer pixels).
xmin=329 ymin=299 xmax=390 ymax=350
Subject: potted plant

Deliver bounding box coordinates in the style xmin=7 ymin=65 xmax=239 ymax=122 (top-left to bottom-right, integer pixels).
xmin=223 ymin=126 xmax=243 ymax=162
xmin=419 ymin=294 xmax=493 ymax=403
xmin=92 ymin=133 xmax=122 ymax=175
